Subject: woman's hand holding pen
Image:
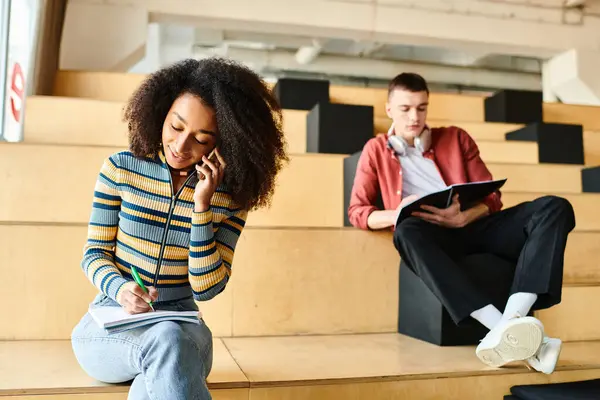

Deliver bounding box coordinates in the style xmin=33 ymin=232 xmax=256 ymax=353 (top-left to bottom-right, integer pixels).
xmin=117 ymin=282 xmax=159 ymax=314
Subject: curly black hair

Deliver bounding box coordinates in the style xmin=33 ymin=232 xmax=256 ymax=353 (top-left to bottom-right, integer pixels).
xmin=123 ymin=57 xmax=289 ymax=211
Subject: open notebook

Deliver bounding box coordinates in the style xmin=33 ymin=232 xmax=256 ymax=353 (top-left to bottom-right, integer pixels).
xmin=89 ymin=306 xmax=200 ymax=334
xmin=395 ymin=178 xmax=507 ymax=227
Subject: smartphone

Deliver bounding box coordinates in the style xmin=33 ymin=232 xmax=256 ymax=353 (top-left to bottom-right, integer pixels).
xmin=199 ymin=148 xmax=218 ymax=167
xmin=196 ymin=148 xmax=219 ymax=180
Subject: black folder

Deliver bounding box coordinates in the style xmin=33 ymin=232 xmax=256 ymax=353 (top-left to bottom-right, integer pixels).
xmin=395 ymin=179 xmax=507 ymax=226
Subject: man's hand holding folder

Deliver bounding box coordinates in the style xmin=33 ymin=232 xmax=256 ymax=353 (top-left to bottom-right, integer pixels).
xmin=412 ymin=194 xmax=491 ymax=228
xmin=395 ymin=179 xmax=507 ymax=228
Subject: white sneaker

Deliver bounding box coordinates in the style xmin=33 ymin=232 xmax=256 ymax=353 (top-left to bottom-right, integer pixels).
xmin=527 ymin=337 xmax=562 ymax=374
xmin=476 ymin=316 xmax=544 ymax=368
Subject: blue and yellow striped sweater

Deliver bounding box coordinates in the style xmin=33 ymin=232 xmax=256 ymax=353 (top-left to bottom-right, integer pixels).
xmin=82 ymin=150 xmax=247 ymax=303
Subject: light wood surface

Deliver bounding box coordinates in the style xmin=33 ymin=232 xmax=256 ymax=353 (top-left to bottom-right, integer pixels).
xmin=4 ymin=395 xmax=128 ymax=400
xmin=248 ymin=369 xmax=600 ymax=400
xmin=3 ymin=143 xmax=596 ymax=228
xmin=53 ymin=70 xmax=600 ymax=133
xmin=0 ymin=224 xmax=598 ymax=339
xmin=210 ymin=389 xmax=250 ymax=400
xmin=477 ymin=141 xmax=538 ymax=164
xmin=537 ymin=285 xmax=600 ymax=342
xmin=0 ymin=142 xmax=113 ymax=224
xmin=0 ymin=339 xmax=247 ymax=396
xmin=0 ymin=224 xmax=597 ymax=339
xmin=544 ymin=102 xmax=600 ymax=132
xmin=24 ymin=95 xmax=600 ymax=167
xmin=0 ymin=144 xmax=345 ymax=228
xmin=210 ymin=339 xmax=250 ymax=387
xmin=281 ymin=109 xmax=308 ymax=153
xmin=564 ymin=232 xmax=600 ymax=284
xmin=230 ymin=228 xmax=400 ymax=336
xmin=3 ymin=389 xmax=248 ymax=400
xmin=0 ymin=224 xmax=119 ymax=340
xmin=4 ymin=389 xmax=248 ymax=400
xmin=245 ymin=153 xmax=345 ymax=227
xmin=4 ymin=336 xmax=600 ymax=400
xmin=584 ymin=130 xmax=600 ymax=166
xmin=24 ymin=96 xmax=128 ymax=147
xmin=19 ymin=95 xmax=521 ymax=153
xmin=54 ymin=71 xmax=145 ymax=103
xmin=327 ymin=85 xmax=388 ymax=118
xmin=52 ymin=72 xmax=486 ymax=122
xmin=0 ymin=340 xmax=124 ymax=395
xmin=489 ymin=163 xmax=582 ymax=193
xmin=0 ymin=223 xmax=232 ymax=340
xmin=328 ymin=86 xmax=486 ymax=121
xmin=223 ymin=333 xmax=600 ymax=385
xmin=23 ymin=96 xmax=309 ymax=154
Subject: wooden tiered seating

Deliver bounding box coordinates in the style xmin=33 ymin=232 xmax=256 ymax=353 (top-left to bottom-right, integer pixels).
xmin=25 ymin=94 xmax=600 ymax=165
xmin=1 ymin=221 xmax=599 ymax=340
xmin=2 ymin=70 xmax=600 ymax=399
xmin=8 ymin=143 xmax=599 ymax=228
xmin=2 ymin=336 xmax=600 ymax=400
xmin=0 ymin=339 xmax=249 ymax=399
xmin=53 ymin=70 xmax=600 ymax=131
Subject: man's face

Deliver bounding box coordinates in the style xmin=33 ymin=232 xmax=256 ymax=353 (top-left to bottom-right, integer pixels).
xmin=385 ymin=88 xmax=429 ymax=143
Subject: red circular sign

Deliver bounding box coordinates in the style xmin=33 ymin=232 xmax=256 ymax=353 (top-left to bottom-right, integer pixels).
xmin=9 ymin=62 xmax=25 ymax=123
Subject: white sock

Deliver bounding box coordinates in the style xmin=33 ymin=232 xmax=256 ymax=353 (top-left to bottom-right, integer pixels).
xmin=470 ymin=304 xmax=503 ymax=330
xmin=501 ymin=292 xmax=538 ymax=323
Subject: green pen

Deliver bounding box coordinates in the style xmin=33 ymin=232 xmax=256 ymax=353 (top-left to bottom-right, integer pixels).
xmin=130 ymin=265 xmax=155 ymax=311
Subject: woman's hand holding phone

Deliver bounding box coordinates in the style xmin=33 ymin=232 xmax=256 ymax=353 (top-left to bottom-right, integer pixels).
xmin=193 ymin=148 xmax=226 ymax=212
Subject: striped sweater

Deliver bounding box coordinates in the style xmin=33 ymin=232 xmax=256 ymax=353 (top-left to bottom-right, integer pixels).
xmin=82 ymin=150 xmax=247 ymax=303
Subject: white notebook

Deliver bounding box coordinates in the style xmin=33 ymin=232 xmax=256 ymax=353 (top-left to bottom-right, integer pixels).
xmin=89 ymin=306 xmax=200 ymax=334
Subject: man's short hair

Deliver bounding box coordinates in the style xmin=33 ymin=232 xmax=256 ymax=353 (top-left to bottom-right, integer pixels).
xmin=388 ymin=73 xmax=429 ymax=98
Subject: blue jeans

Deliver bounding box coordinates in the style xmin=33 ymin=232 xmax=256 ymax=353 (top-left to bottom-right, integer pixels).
xmin=71 ymin=293 xmax=213 ymax=400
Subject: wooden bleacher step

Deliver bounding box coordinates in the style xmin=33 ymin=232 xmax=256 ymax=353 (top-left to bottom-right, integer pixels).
xmin=24 ymin=96 xmax=308 ymax=154
xmin=3 ymin=335 xmax=600 ymax=399
xmin=1 ymin=143 xmax=597 ymax=228
xmin=52 ymin=71 xmax=486 ymax=122
xmin=0 ymin=339 xmax=248 ymax=400
xmin=24 ymin=95 xmax=600 ymax=166
xmin=52 ymin=71 xmax=600 ymax=131
xmin=223 ymin=334 xmax=600 ymax=399
xmin=1 ymin=223 xmax=599 ymax=340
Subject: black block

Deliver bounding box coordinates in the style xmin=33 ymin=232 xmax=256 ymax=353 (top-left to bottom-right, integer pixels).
xmin=504 ymin=397 xmax=522 ymax=400
xmin=582 ymin=166 xmax=600 ymax=192
xmin=511 ymin=378 xmax=600 ymax=399
xmin=273 ymin=78 xmax=329 ymax=110
xmin=398 ymin=254 xmax=516 ymax=346
xmin=484 ymin=89 xmax=543 ymax=124
xmin=307 ymin=103 xmax=374 ymax=155
xmin=506 ymin=122 xmax=584 ymax=165
xmin=343 ymin=151 xmax=384 ymax=227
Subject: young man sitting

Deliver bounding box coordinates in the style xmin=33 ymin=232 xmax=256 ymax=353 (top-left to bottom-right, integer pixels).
xmin=348 ymin=73 xmax=575 ymax=374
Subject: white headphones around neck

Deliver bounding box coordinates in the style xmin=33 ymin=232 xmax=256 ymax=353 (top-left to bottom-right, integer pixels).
xmin=387 ymin=123 xmax=432 ymax=157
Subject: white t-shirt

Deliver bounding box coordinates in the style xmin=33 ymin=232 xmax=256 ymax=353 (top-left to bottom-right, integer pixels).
xmin=399 ymin=146 xmax=447 ymax=199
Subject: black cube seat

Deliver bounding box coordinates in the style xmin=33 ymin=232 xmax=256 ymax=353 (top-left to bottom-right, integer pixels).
xmin=398 ymin=253 xmax=517 ymax=346
xmin=510 ymin=378 xmax=600 ymax=399
xmin=484 ymin=89 xmax=543 ymax=124
xmin=582 ymin=166 xmax=600 ymax=193
xmin=272 ymin=78 xmax=329 ymax=110
xmin=307 ymin=103 xmax=374 ymax=155
xmin=343 ymin=150 xmax=384 ymax=226
xmin=506 ymin=122 xmax=584 ymax=165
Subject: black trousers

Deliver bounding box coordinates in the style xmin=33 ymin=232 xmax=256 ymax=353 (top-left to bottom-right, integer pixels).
xmin=393 ymin=195 xmax=576 ymax=325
